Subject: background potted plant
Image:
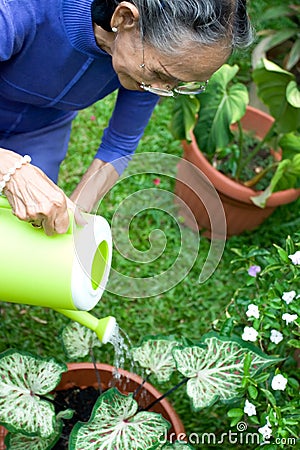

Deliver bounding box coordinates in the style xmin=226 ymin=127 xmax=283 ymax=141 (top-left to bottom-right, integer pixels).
xmin=171 ymin=59 xmax=300 ymax=237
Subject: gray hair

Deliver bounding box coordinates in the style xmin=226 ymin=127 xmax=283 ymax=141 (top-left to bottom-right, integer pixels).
xmin=92 ymin=0 xmax=254 ymax=53
xmin=135 ymin=0 xmax=253 ymax=54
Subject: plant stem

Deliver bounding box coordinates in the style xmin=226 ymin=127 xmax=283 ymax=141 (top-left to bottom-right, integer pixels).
xmin=139 ymin=377 xmax=189 ymax=412
xmin=133 ymin=373 xmax=151 ymax=399
xmin=235 ymin=120 xmax=244 ymax=180
xmin=239 ymin=122 xmax=276 ymax=173
xmin=90 ymin=348 xmax=102 ymax=395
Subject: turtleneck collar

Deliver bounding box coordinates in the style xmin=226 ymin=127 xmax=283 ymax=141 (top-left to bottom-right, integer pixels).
xmin=62 ymin=0 xmax=108 ymax=57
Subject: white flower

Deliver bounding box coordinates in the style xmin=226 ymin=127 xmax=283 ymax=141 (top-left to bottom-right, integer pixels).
xmin=282 ymin=313 xmax=298 ymax=325
xmin=270 ymin=330 xmax=283 ymax=345
xmin=246 ymin=303 xmax=260 ymax=319
xmin=258 ymin=424 xmax=272 ymax=441
xmin=282 ymin=290 xmax=296 ymax=304
xmin=271 ymin=374 xmax=288 ymax=391
xmin=289 ymin=251 xmax=300 ymax=265
xmin=242 ymin=326 xmax=258 ymax=342
xmin=244 ymin=399 xmax=256 ymax=416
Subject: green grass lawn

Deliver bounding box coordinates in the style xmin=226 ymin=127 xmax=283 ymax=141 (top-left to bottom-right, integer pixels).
xmin=1 ymin=1 xmax=299 ymax=448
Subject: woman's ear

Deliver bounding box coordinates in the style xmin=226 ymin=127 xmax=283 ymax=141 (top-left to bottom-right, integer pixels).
xmin=110 ymin=2 xmax=140 ymax=31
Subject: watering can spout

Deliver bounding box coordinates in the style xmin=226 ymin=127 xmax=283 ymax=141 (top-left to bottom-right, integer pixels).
xmin=55 ymin=309 xmax=117 ymax=344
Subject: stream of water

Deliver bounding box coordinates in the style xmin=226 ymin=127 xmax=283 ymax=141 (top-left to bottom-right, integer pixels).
xmin=106 ymin=322 xmax=135 ymax=376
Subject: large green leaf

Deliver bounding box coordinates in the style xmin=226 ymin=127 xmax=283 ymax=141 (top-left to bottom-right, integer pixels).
xmin=170 ymin=95 xmax=199 ymax=142
xmin=69 ymin=388 xmax=170 ymax=450
xmin=193 ymin=64 xmax=248 ymax=154
xmin=131 ymin=336 xmax=181 ymax=383
xmin=0 ymin=350 xmax=67 ymax=437
xmin=172 ymin=334 xmax=279 ymax=411
xmin=61 ymin=321 xmax=102 ymax=359
xmin=252 ymin=59 xmax=300 ymax=133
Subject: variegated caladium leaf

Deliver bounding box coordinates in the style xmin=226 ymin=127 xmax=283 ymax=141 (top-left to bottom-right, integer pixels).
xmin=161 ymin=441 xmax=195 ymax=449
xmin=173 ymin=334 xmax=280 ymax=410
xmin=131 ymin=336 xmax=181 ymax=383
xmin=61 ymin=321 xmax=102 ymax=359
xmin=69 ymin=387 xmax=170 ymax=450
xmin=5 ymin=421 xmax=62 ymax=450
xmin=0 ymin=350 xmax=67 ymax=437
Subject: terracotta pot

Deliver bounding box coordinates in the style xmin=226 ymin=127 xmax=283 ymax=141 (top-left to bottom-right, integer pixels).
xmin=0 ymin=362 xmax=185 ymax=449
xmin=175 ymin=106 xmax=300 ymax=237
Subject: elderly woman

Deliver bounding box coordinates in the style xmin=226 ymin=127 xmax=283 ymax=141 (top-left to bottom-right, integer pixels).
xmin=0 ymin=0 xmax=253 ymax=234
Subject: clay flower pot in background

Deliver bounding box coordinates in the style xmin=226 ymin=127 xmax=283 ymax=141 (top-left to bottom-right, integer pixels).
xmin=175 ymin=106 xmax=300 ymax=237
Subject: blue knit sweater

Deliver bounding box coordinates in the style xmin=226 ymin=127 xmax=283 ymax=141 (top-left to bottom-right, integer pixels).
xmin=0 ymin=0 xmax=158 ymax=172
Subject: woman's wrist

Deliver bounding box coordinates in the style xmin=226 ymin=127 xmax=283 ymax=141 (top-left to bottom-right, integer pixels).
xmin=0 ymin=148 xmax=26 ymax=174
xmin=0 ymin=154 xmax=32 ymax=195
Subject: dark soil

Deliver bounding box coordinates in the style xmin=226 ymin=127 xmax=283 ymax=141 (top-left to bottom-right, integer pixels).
xmin=52 ymin=386 xmax=100 ymax=449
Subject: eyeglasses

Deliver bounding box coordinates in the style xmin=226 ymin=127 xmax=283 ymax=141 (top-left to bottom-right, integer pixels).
xmin=138 ymin=39 xmax=208 ymax=97
xmin=140 ymin=80 xmax=209 ymax=97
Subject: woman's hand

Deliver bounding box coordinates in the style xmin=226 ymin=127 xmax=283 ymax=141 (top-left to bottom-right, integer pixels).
xmin=1 ymin=149 xmax=71 ymax=235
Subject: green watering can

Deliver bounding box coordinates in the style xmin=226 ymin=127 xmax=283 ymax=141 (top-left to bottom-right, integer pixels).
xmin=0 ymin=196 xmax=116 ymax=343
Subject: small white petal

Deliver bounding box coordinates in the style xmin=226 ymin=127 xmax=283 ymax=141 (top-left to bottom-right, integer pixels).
xmin=282 ymin=290 xmax=296 ymax=304
xmin=288 ymin=251 xmax=300 ymax=265
xmin=270 ymin=330 xmax=283 ymax=345
xmin=282 ymin=313 xmax=298 ymax=325
xmin=271 ymin=374 xmax=288 ymax=391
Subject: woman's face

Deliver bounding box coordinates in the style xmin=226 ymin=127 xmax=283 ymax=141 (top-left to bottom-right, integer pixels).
xmin=111 ymin=29 xmax=230 ymax=93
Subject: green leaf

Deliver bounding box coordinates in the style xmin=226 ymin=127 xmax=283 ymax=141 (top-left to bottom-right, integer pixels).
xmin=254 ymin=373 xmax=271 ymax=384
xmin=261 ymin=5 xmax=297 ymax=21
xmin=252 ymin=59 xmax=300 ymax=133
xmin=287 ymin=37 xmax=300 ymax=71
xmin=288 ymin=339 xmax=300 ymax=349
xmin=248 ymin=385 xmax=258 ymax=400
xmin=69 ymin=388 xmax=170 ymax=450
xmin=273 ymin=244 xmax=290 ymax=264
xmin=193 ymin=64 xmax=248 ymax=153
xmin=61 ymin=321 xmax=102 ymax=359
xmin=170 ymin=95 xmax=199 ymax=141
xmin=251 ymin=156 xmax=300 ymax=207
xmin=261 ymin=388 xmax=277 ymax=407
xmin=131 ymin=336 xmax=180 ymax=382
xmin=264 ymin=29 xmax=298 ymax=54
xmin=279 ymin=132 xmax=300 ymax=160
xmin=172 ymin=334 xmax=279 ymax=410
xmin=286 ymin=80 xmax=300 ymax=108
xmin=0 ymin=350 xmax=67 ymax=438
xmin=227 ymin=408 xmax=244 ymax=418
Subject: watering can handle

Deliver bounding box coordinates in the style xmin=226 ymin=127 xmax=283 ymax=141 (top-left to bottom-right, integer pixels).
xmin=0 ymin=195 xmax=75 ymax=235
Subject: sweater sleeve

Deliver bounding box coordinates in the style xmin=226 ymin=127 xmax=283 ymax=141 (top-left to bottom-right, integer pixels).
xmin=0 ymin=0 xmax=35 ymax=61
xmin=95 ymin=86 xmax=159 ymax=175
